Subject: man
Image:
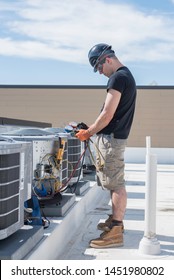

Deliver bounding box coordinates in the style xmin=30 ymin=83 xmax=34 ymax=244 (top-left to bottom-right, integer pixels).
xmin=76 ymin=43 xmax=136 ymax=248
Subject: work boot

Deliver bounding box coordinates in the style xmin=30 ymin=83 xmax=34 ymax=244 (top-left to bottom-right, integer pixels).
xmin=97 ymin=214 xmax=124 ymax=232
xmin=89 ymin=225 xmax=123 ymax=248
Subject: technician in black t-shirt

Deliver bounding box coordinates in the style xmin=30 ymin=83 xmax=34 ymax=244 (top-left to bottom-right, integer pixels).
xmin=76 ymin=43 xmax=137 ymax=248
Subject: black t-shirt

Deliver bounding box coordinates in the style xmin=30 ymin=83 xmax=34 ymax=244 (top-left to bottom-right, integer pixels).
xmin=97 ymin=66 xmax=137 ymax=139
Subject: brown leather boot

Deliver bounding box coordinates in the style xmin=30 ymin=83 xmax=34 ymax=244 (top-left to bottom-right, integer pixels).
xmin=90 ymin=225 xmax=123 ymax=248
xmin=97 ymin=215 xmax=124 ymax=232
xmin=97 ymin=214 xmax=113 ymax=231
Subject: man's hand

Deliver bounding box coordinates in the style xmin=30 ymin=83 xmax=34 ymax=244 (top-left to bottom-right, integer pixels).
xmin=75 ymin=129 xmax=91 ymax=141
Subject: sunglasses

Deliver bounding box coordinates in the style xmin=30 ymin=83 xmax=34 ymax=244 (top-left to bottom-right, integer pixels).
xmin=95 ymin=57 xmax=107 ymax=72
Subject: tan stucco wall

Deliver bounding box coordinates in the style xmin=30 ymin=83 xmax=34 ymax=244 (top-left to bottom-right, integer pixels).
xmin=0 ymin=86 xmax=174 ymax=148
xmin=129 ymin=88 xmax=174 ymax=148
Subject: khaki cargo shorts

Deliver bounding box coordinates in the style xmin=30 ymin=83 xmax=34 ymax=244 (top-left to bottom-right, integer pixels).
xmin=95 ymin=134 xmax=127 ymax=191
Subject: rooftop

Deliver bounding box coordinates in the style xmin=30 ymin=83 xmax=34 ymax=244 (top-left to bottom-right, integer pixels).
xmin=24 ymin=163 xmax=174 ymax=260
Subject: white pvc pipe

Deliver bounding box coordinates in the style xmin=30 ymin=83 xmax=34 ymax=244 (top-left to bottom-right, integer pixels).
xmin=139 ymin=136 xmax=160 ymax=255
xmin=144 ymin=153 xmax=157 ymax=237
xmin=146 ymin=136 xmax=151 ymax=155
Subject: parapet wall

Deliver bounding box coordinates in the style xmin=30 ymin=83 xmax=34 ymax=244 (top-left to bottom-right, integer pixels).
xmin=0 ymin=85 xmax=174 ymax=148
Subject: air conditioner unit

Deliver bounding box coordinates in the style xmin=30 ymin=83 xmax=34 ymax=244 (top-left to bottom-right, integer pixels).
xmin=0 ymin=137 xmax=32 ymax=240
xmin=3 ymin=128 xmax=68 ymax=193
xmin=44 ymin=128 xmax=83 ymax=186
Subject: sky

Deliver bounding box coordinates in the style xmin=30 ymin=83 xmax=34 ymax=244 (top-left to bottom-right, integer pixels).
xmin=0 ymin=0 xmax=174 ymax=86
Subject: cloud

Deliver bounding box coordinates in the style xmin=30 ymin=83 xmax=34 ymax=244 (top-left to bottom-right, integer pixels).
xmin=0 ymin=0 xmax=174 ymax=64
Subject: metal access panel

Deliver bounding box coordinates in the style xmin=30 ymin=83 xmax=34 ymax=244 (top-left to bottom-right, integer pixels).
xmin=0 ymin=140 xmax=32 ymax=240
xmin=32 ymin=140 xmax=58 ymax=173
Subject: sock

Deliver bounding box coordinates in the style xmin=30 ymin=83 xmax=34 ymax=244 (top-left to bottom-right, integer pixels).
xmin=109 ymin=219 xmax=123 ymax=229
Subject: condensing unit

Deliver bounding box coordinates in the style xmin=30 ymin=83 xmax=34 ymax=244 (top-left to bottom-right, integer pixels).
xmin=2 ymin=128 xmax=68 ymax=194
xmin=44 ymin=128 xmax=83 ymax=186
xmin=0 ymin=137 xmax=32 ymax=240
